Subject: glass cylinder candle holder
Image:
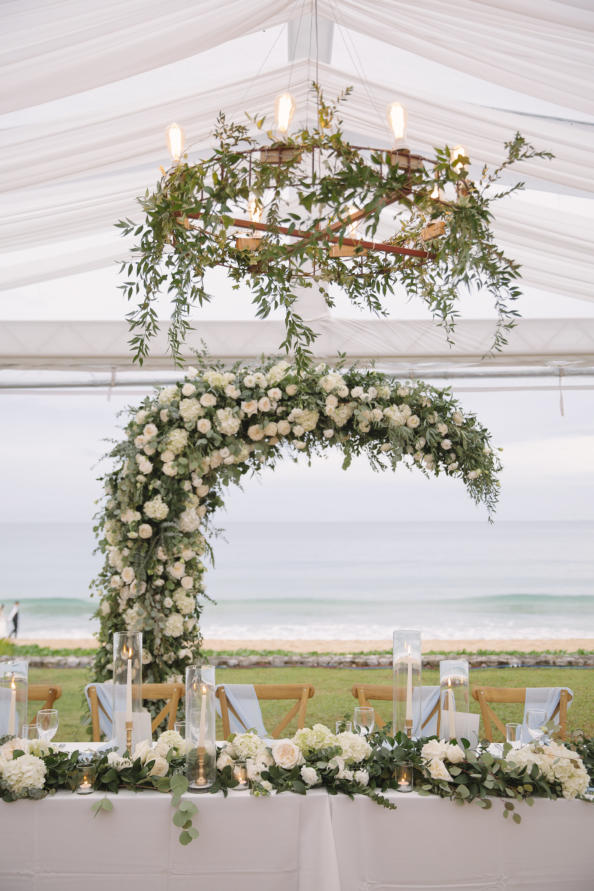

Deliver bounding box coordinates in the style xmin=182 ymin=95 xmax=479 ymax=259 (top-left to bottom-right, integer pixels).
xmin=393 ymin=630 xmax=421 ymax=738
xmin=396 ymin=761 xmax=414 ymax=792
xmin=0 ymin=660 xmax=28 ymax=738
xmin=439 ymin=659 xmax=469 ymax=739
xmin=76 ymin=752 xmax=96 ymax=795
xmin=186 ymin=666 xmax=216 ymax=792
xmin=112 ymin=632 xmax=143 ymax=752
xmin=232 ymin=760 xmax=249 ymax=790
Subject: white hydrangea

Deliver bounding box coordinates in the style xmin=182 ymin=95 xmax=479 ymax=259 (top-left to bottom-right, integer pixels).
xmin=144 ymin=496 xmax=169 ymax=521
xmin=383 ymin=405 xmax=405 ymax=427
xmin=179 ymin=398 xmax=202 ymax=423
xmin=215 ymin=408 xmax=241 ymax=435
xmin=293 ymin=724 xmax=337 ymax=756
xmin=154 ymin=730 xmax=187 ymax=757
xmin=326 ymin=403 xmax=354 ymax=428
xmin=506 ymin=742 xmax=589 ymax=799
xmin=178 ymin=508 xmax=201 ymax=533
xmin=319 ymin=372 xmax=345 ymax=394
xmin=267 ymin=361 xmax=291 ymax=384
xmin=164 ymin=613 xmax=185 ymax=637
xmin=421 ymin=740 xmax=465 ymax=764
xmin=300 ymin=766 xmax=320 ymax=786
xmin=1 ymin=753 xmax=47 ymax=795
xmin=173 ymin=588 xmax=195 ymax=615
xmin=121 ymin=509 xmax=141 ymax=523
xmin=354 ymin=768 xmax=369 ymax=786
xmin=288 ymin=408 xmax=319 ymax=431
xmin=166 ymin=428 xmax=189 ymax=455
xmin=158 ymin=386 xmax=178 ymax=405
xmin=336 ymin=731 xmax=372 ymax=764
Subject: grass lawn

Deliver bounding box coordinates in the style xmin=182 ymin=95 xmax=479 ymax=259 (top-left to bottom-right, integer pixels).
xmin=29 ymin=665 xmax=594 ymax=742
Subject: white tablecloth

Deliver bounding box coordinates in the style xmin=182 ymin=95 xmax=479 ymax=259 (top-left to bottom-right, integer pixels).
xmin=1 ymin=788 xmax=592 ymax=890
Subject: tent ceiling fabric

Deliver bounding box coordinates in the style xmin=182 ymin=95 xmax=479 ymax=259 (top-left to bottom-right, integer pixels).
xmin=2 ymin=0 xmax=593 ymax=375
xmin=3 ymin=1 xmax=593 ymax=113
xmin=1 ymin=318 xmax=593 ymax=371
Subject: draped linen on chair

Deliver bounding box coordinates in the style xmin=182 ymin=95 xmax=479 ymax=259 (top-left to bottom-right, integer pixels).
xmin=216 ymin=684 xmax=268 ymax=737
xmin=522 ymin=686 xmax=573 ymax=742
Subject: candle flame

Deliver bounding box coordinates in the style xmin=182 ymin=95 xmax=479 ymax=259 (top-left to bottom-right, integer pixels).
xmin=200 ymin=683 xmax=208 ymax=695
xmin=10 ymin=674 xmax=16 ymax=690
xmin=122 ymin=643 xmax=133 ymax=659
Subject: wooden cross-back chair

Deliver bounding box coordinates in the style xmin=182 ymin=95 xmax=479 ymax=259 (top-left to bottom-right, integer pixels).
xmin=471 ymin=686 xmax=572 ymax=742
xmin=351 ymin=684 xmax=440 ymax=733
xmin=28 ymin=684 xmax=62 ymax=717
xmin=87 ymin=682 xmax=184 ymax=742
xmin=216 ymin=684 xmax=315 ymax=739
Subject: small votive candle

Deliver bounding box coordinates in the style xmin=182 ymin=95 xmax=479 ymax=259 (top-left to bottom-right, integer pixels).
xmin=396 ymin=762 xmax=413 ymax=792
xmin=233 ymin=761 xmax=249 ymax=790
xmin=76 ymin=773 xmax=93 ymax=795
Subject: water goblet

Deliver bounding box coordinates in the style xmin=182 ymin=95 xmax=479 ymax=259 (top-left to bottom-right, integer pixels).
xmin=525 ymin=709 xmax=547 ymax=743
xmin=21 ymin=723 xmax=39 ymax=740
xmin=36 ymin=709 xmax=59 ymax=743
xmin=353 ymin=706 xmax=375 ymax=736
xmin=505 ymin=722 xmax=521 ymax=748
xmin=335 ymin=720 xmax=353 ymax=734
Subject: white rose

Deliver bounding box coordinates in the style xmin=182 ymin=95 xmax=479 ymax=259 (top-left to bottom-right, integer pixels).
xmin=264 ymin=422 xmax=278 ymax=437
xmin=135 ymin=410 xmax=148 ymax=424
xmin=121 ymin=567 xmax=135 ymax=583
xmin=200 ymin=393 xmax=217 ymax=407
xmin=181 ymin=576 xmax=193 ymax=590
xmin=467 ymin=469 xmax=482 ymax=480
xmin=272 ymin=740 xmax=303 ymax=770
xmin=197 ymin=418 xmax=212 ymax=434
xmin=217 ymin=751 xmax=235 ymax=771
xmin=242 ymin=400 xmax=258 ymax=417
xmin=294 ymin=440 xmax=306 ymax=450
xmin=248 ymin=425 xmax=264 ymax=441
xmin=277 ymin=420 xmax=291 ymax=435
xmin=428 ymin=758 xmax=453 ymax=782
xmin=110 ymin=575 xmax=122 ymax=588
xmin=267 ymin=388 xmax=282 ymax=401
xmin=300 ymin=766 xmax=320 ymax=786
xmin=323 ymin=429 xmax=334 ymax=438
xmin=170 ymin=561 xmax=185 ymax=579
xmin=159 ymin=409 xmax=169 ymax=423
xmin=162 ymin=462 xmax=177 ymax=477
xmin=285 ymin=384 xmax=298 ymax=396
xmin=354 ymin=769 xmax=369 ymax=787
xmin=100 ymin=600 xmax=110 ymax=615
xmin=258 ymin=397 xmax=272 ymax=412
xmin=350 ymin=386 xmax=364 ymax=398
xmin=243 ymin=374 xmax=255 ymax=388
xmin=138 ymin=523 xmax=153 ymax=539
xmin=179 ymin=398 xmax=202 ymax=423
xmin=161 ymin=449 xmax=175 ymax=463
xmin=293 ymin=424 xmax=305 ymax=437
xmin=452 ymin=411 xmax=464 ymax=426
xmin=441 ymin=439 xmax=452 ymax=450
xmin=437 ymin=422 xmax=448 ymax=435
xmin=406 ymin=414 xmax=421 ymax=429
xmin=181 ymin=383 xmax=195 ymax=396
xmin=158 ymin=386 xmax=178 ymax=405
xmin=148 ymin=756 xmax=170 ymax=777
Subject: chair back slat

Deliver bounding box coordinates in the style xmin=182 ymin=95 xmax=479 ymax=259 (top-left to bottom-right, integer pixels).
xmin=87 ymin=682 xmax=183 ymax=741
xmin=471 ymin=686 xmax=573 ymax=741
xmin=216 ymin=684 xmax=314 ymax=739
xmin=351 ymin=684 xmax=439 ymax=733
xmin=28 ymin=684 xmax=62 ymax=717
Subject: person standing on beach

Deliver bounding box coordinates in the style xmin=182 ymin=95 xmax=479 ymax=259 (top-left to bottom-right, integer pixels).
xmin=8 ymin=601 xmax=19 ymax=639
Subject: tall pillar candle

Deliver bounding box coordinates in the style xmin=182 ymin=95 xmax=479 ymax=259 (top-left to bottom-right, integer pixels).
xmin=7 ymin=675 xmax=16 ymax=736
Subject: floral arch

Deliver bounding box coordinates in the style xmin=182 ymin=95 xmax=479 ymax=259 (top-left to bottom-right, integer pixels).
xmin=93 ymin=358 xmax=501 ymax=682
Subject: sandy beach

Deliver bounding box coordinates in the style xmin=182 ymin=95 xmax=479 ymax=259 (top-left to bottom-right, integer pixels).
xmin=17 ymin=637 xmax=594 ymax=653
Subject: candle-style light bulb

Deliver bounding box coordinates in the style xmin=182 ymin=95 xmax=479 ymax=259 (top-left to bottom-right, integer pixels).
xmin=450 ymin=144 xmax=469 ymax=170
xmin=274 ymin=92 xmax=296 ymax=135
xmin=346 ymin=205 xmax=361 ymax=239
xmin=386 ymin=102 xmax=407 ymax=144
xmin=166 ymin=122 xmax=184 ymax=163
xmin=248 ymin=195 xmax=263 ymax=225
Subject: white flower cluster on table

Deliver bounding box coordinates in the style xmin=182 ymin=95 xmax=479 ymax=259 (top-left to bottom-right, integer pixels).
xmin=0 ymin=737 xmax=52 ymax=797
xmin=217 ymin=725 xmax=373 ymax=794
xmin=421 ymin=739 xmax=466 ymax=782
xmin=106 ymin=730 xmax=192 ymax=777
xmin=93 ymin=359 xmax=500 ymax=684
xmin=505 ymin=740 xmax=590 ymax=800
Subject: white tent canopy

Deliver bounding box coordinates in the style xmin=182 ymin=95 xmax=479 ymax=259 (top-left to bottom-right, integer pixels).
xmin=1 ymin=0 xmax=593 ymax=377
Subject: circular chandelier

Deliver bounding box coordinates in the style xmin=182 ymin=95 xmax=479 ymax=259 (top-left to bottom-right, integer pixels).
xmin=118 ymin=86 xmax=551 ymax=367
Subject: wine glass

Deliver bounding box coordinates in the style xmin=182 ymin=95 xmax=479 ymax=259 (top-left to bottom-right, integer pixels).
xmin=525 ymin=709 xmax=547 ymax=743
xmin=21 ymin=723 xmax=39 ymax=740
xmin=36 ymin=709 xmax=58 ymax=743
xmin=353 ymin=706 xmax=375 ymax=736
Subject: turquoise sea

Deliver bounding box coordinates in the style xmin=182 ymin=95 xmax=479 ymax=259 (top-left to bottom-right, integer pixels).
xmin=0 ymin=521 xmax=592 ymax=640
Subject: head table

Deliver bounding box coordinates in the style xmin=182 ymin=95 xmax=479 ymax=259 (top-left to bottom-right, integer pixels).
xmin=0 ymin=785 xmax=592 ymax=891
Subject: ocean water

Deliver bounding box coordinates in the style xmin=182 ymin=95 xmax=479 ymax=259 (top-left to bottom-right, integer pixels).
xmin=0 ymin=522 xmax=592 ymax=640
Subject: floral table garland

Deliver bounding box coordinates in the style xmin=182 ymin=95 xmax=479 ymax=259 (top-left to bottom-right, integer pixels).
xmin=92 ymin=357 xmax=502 ymax=685
xmin=1 ymin=728 xmax=591 ymax=845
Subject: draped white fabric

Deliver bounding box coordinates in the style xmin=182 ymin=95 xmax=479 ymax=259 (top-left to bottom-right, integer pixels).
xmin=3 ymin=1 xmax=593 ymax=113
xmin=2 ymin=0 xmax=593 ymax=370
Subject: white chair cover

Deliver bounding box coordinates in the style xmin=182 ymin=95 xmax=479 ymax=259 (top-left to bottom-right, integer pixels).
xmin=84 ymin=682 xmax=113 ymax=738
xmin=521 ymin=686 xmax=573 ymax=742
xmin=414 ymin=686 xmax=441 ymax=737
xmin=216 ymin=684 xmax=268 ymax=737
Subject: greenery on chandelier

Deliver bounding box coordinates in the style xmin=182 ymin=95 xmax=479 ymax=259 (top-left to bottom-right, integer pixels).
xmin=117 ymin=87 xmax=552 ymax=367
xmin=91 ymin=355 xmax=501 ymax=683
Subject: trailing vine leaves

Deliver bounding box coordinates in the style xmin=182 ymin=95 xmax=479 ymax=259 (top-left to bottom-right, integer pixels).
xmin=117 ymin=86 xmax=552 ymax=368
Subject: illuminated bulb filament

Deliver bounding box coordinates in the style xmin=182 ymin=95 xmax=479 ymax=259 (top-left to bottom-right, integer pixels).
xmin=166 ymin=122 xmax=184 ymax=163
xmin=386 ymin=102 xmax=407 ymax=143
xmin=450 ymin=145 xmax=468 ymax=169
xmin=248 ymin=195 xmax=263 ymax=225
xmin=274 ymin=92 xmax=296 ymax=135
